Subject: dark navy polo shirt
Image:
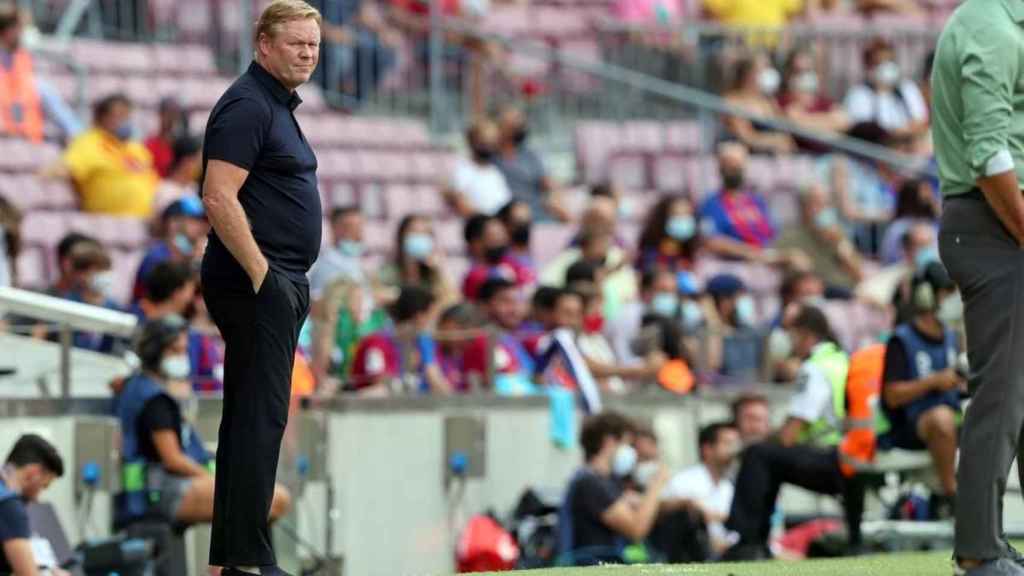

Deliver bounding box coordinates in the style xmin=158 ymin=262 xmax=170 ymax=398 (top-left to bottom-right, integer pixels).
xmin=200 ymin=61 xmax=322 ymax=289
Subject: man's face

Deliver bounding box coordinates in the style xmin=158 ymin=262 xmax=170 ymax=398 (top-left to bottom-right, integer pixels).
xmin=644 ymin=272 xmax=678 ymax=303
xmin=793 ymin=277 xmax=825 ymax=304
xmin=789 ymin=326 xmax=818 ymax=359
xmin=488 ymin=289 xmax=524 ymax=331
xmin=552 ymin=294 xmax=584 ymax=331
xmin=707 ymin=428 xmax=741 ymax=469
xmin=334 ymin=212 xmax=363 ymax=243
xmin=99 ymin=101 xmax=132 ymax=136
xmin=905 ymin=226 xmax=936 ymax=265
xmin=736 ymin=402 xmax=771 ymax=444
xmin=482 ymin=220 xmax=509 ymax=259
xmin=258 ymin=18 xmax=321 ymax=90
xmin=19 ymin=464 xmax=55 ymax=502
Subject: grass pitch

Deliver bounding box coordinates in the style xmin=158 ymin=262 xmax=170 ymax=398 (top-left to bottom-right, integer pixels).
xmin=474 ymin=547 xmax=967 ymax=576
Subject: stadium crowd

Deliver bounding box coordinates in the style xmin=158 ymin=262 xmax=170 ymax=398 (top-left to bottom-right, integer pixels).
xmin=0 ymin=0 xmax=972 ymax=567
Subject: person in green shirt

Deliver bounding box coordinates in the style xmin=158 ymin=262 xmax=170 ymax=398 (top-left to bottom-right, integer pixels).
xmin=932 ymin=1 xmax=1024 ymax=573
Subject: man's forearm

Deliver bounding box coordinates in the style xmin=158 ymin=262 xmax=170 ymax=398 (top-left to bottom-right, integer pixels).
xmin=205 ymin=194 xmax=267 ymax=283
xmin=884 ymin=378 xmax=937 ymax=409
xmin=978 ymin=170 xmax=1024 ymax=245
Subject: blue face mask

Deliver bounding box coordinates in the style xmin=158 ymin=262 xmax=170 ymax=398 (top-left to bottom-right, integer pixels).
xmin=172 ymin=233 xmax=193 ymax=256
xmin=813 ymin=208 xmax=839 ymax=230
xmin=681 ymin=299 xmax=704 ymax=331
xmin=338 ymin=240 xmax=363 ymax=257
xmin=734 ymin=295 xmax=757 ymax=327
xmin=666 ymin=215 xmax=696 ymax=241
xmin=113 ymin=122 xmax=133 ymax=141
xmin=403 ymin=233 xmax=434 ymax=261
xmin=914 ymin=245 xmax=940 ymax=272
xmin=650 ymin=292 xmax=679 ymax=317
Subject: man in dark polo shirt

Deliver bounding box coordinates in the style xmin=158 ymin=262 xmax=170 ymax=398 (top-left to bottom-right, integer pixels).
xmin=199 ymin=2 xmax=322 ymax=574
xmin=0 ymin=434 xmax=65 ymax=576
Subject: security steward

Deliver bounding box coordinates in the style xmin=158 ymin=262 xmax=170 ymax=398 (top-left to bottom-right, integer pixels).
xmin=723 ymin=305 xmax=883 ymax=560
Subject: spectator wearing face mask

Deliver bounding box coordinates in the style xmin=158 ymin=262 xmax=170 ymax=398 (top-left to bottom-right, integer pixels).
xmin=132 ymin=196 xmax=208 ymax=303
xmin=40 ymin=235 xmax=122 ymax=352
xmin=765 ymin=271 xmax=826 ymax=383
xmin=700 ymin=143 xmax=805 ymax=268
xmin=561 ymin=412 xmax=670 ymax=566
xmin=636 ymin=195 xmax=702 ymax=275
xmin=43 ymin=93 xmax=159 ymax=217
xmin=608 ymin=268 xmax=679 ymax=367
xmin=144 ymin=97 xmax=189 ymax=178
xmin=462 ymin=213 xmax=535 ymax=301
xmin=495 ymin=106 xmax=570 ymax=222
xmin=775 ymin=183 xmax=864 ymax=295
xmin=722 ymin=54 xmax=796 ymax=155
xmin=705 ymin=274 xmax=764 ymax=384
xmin=878 ymin=178 xmax=940 ymax=265
xmin=777 ymin=47 xmax=850 ymax=154
xmin=138 ymin=261 xmax=223 ymax=392
xmin=443 ymin=118 xmax=512 ymax=217
xmin=570 ymin=280 xmax=665 ymax=394
xmin=844 ymin=38 xmax=929 ymax=139
xmin=377 ymin=214 xmax=457 ymax=307
xmin=496 ymin=199 xmax=537 ymax=277
xmin=349 ymin=285 xmax=451 ymax=395
xmin=856 ymin=222 xmax=937 ymax=314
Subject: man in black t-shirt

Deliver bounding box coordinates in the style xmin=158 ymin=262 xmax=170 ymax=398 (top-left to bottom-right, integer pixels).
xmin=0 ymin=434 xmax=65 ymax=576
xmin=881 ymin=262 xmax=963 ymax=504
xmin=561 ymin=412 xmax=669 ymax=566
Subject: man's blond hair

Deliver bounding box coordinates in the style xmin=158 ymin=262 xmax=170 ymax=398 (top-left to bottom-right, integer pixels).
xmin=254 ymin=0 xmax=322 ymax=43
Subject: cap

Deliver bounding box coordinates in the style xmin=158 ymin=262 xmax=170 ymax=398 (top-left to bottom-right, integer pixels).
xmin=163 ymin=196 xmax=204 ymax=220
xmin=706 ymin=274 xmax=746 ymax=298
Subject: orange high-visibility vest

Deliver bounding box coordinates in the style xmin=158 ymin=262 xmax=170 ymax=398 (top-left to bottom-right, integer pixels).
xmin=0 ymin=50 xmax=43 ymax=143
xmin=291 ymin=351 xmax=315 ymax=397
xmin=838 ymin=343 xmax=887 ymax=477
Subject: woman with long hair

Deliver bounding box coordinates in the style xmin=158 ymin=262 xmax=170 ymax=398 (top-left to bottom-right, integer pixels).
xmin=636 ymin=195 xmax=702 ymax=275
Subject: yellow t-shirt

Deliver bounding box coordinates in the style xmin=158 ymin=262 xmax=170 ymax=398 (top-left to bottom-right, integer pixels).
xmin=703 ymin=0 xmax=802 ymax=28
xmin=63 ymin=128 xmax=159 ymax=217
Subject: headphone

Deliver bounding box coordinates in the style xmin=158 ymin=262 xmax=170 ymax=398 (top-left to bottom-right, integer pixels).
xmin=135 ymin=315 xmax=188 ymax=372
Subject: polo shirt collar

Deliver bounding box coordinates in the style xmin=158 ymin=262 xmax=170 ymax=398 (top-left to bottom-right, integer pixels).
xmin=248 ymin=61 xmax=302 ymax=111
xmin=1005 ymin=0 xmax=1024 ymax=24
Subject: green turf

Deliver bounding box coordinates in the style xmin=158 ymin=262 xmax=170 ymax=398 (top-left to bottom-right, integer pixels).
xmin=474 ymin=549 xmax=962 ymax=576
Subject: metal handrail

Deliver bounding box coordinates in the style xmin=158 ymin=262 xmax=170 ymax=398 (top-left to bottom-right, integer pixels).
xmin=439 ymin=18 xmax=932 ymax=176
xmin=0 ymin=286 xmax=137 ymax=397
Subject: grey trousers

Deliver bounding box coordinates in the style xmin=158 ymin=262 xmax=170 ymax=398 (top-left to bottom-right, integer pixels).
xmin=939 ymin=192 xmax=1024 ymax=561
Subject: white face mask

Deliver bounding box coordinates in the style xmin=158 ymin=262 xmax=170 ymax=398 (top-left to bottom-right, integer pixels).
xmin=767 ymin=329 xmax=793 ymax=360
xmin=872 ymin=61 xmax=901 ymax=88
xmin=88 ymin=271 xmax=115 ymax=298
xmin=794 ymin=71 xmax=819 ymax=94
xmin=160 ymin=354 xmax=191 ymax=381
xmin=937 ymin=294 xmax=964 ymax=324
xmin=612 ymin=443 xmax=638 ymax=477
xmin=735 ymin=295 xmax=757 ymax=327
xmin=681 ymin=300 xmax=704 ymax=332
xmin=758 ymin=67 xmax=781 ymax=95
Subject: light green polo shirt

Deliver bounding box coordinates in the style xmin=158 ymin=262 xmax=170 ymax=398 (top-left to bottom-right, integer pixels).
xmin=931 ymin=0 xmax=1024 ymax=197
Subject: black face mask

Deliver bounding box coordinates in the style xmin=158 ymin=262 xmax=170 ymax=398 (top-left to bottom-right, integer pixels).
xmin=512 ymin=128 xmax=528 ymax=146
xmin=485 ymin=245 xmax=508 ymax=264
xmin=510 ymin=223 xmax=531 ymax=247
xmin=473 ymin=146 xmax=496 ymax=163
xmin=721 ymin=169 xmax=745 ymax=191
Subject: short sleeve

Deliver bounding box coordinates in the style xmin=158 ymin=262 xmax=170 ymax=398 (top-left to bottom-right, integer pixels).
xmin=62 ymin=134 xmax=97 ymax=182
xmin=882 ymin=337 xmax=911 ymax=385
xmin=139 ymin=395 xmax=180 ymax=434
xmin=205 ymin=95 xmax=271 ymax=171
xmin=0 ymin=498 xmax=30 ymax=543
xmin=899 ymin=81 xmax=928 ymax=122
xmin=788 ymin=363 xmax=832 ymax=423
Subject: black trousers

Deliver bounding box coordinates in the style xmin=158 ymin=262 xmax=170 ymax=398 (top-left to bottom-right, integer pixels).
xmin=725 ymin=443 xmax=847 ymax=548
xmin=203 ymin=270 xmax=309 ymax=567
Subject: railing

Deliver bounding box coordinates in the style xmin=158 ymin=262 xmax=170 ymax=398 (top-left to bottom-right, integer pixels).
xmin=0 ymin=286 xmax=138 ymax=397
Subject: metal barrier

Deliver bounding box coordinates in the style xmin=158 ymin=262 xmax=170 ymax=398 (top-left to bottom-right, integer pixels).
xmin=0 ymin=286 xmax=137 ymax=397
